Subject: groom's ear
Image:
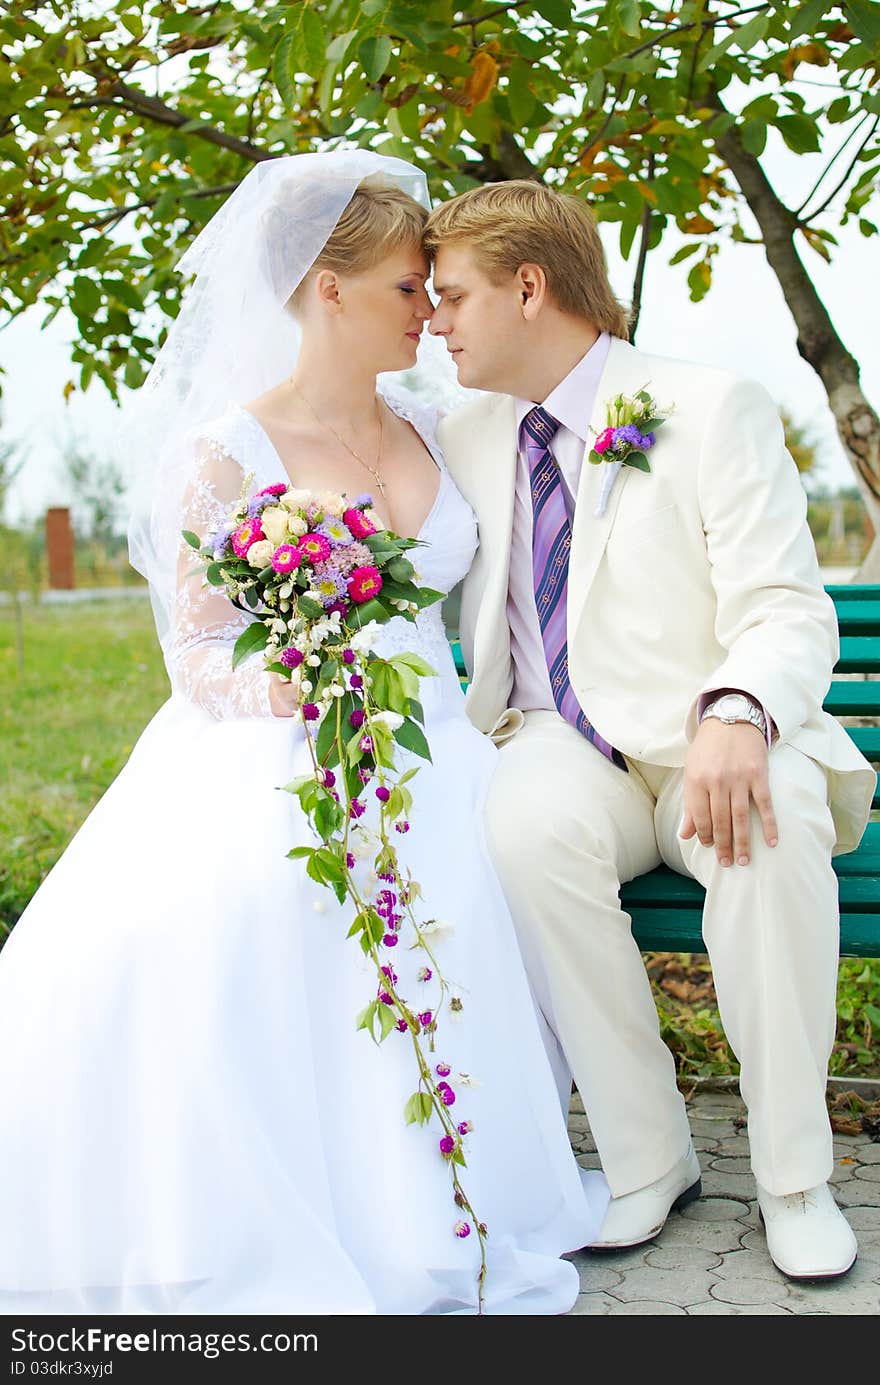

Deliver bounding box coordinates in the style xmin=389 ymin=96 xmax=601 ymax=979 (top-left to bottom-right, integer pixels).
xmin=516 ymin=263 xmax=547 ymax=320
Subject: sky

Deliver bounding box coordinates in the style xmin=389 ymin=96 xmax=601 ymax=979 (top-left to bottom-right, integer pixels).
xmin=2 ymin=101 xmax=877 ymax=522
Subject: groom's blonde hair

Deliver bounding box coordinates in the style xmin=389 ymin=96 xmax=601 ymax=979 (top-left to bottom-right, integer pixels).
xmin=423 ymin=181 xmax=629 ymax=339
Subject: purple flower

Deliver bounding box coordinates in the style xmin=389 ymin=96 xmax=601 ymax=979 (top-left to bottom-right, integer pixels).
xmin=382 ymin=933 xmax=399 ymax=948
xmin=457 ymin=1120 xmax=473 ymax=1135
xmin=302 ymin=703 xmax=320 ymax=722
xmin=317 ymin=518 xmax=354 ymax=547
xmin=350 ymin=709 xmax=366 ymax=730
xmin=320 ymin=769 xmax=336 ymax=788
xmin=210 ymin=524 xmax=234 ymax=557
xmin=359 ymin=735 xmax=374 ymax=755
xmin=377 ymin=889 xmax=397 ymax=909
xmin=418 ymin=1010 xmax=433 ymax=1028
xmin=280 ymin=647 xmax=304 ymax=669
xmin=614 ymin=423 xmax=656 ymax=453
xmin=439 ymin=1136 xmax=456 ymax=1157
xmin=387 ymin=915 xmax=402 ymax=932
xmin=349 ymin=798 xmax=365 ymax=820
xmin=345 ymin=852 xmax=356 ymax=869
xmin=395 ymin=821 xmax=410 ymax=834
xmin=417 ymin=967 xmax=432 ymax=983
xmin=395 ymin=1018 xmax=408 ymax=1033
xmin=454 ymin=1220 xmax=471 ymax=1239
xmin=381 ymin=965 xmax=397 ymax=984
xmin=358 ymin=766 xmax=372 ymax=784
xmin=311 ymin=563 xmax=348 ymax=608
xmin=375 ymin=786 xmax=390 ymax=803
xmin=350 ymin=673 xmax=363 ymax=690
xmin=378 ymin=871 xmax=396 ymax=883
xmin=247 ymin=492 xmax=275 ymax=517
xmin=436 ymin=1062 xmax=451 ymax=1078
xmin=438 ymin=1083 xmax=455 ymax=1107
xmin=378 ymin=990 xmax=393 ymax=1005
xmin=342 ymin=649 xmax=356 ymax=665
xmin=354 ymin=492 xmax=373 ymax=509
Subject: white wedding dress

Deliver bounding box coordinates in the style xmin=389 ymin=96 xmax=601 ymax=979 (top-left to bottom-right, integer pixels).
xmin=0 ymin=393 xmax=607 ymax=1316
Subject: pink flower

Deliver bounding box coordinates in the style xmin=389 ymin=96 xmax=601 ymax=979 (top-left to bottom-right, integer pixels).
xmin=593 ymin=426 xmax=615 ymax=455
xmin=343 ymin=507 xmax=377 ymax=540
xmin=280 ymin=646 xmax=304 ymax=669
xmin=297 ymin=533 xmax=332 ymax=563
xmin=439 ymin=1136 xmax=456 ymax=1157
xmin=375 ymin=786 xmax=390 ymax=803
xmin=436 ymin=1062 xmax=451 ymax=1078
xmin=231 ymin=517 xmax=264 ymax=557
xmin=255 ymin=483 xmax=288 ymax=498
xmin=383 ymin=933 xmax=399 ymax=948
xmin=272 ymin=544 xmax=301 ymax=574
xmin=454 ymin=1220 xmax=471 ymax=1239
xmin=302 ymin=703 xmax=320 ymax=722
xmin=347 ymin=565 xmax=383 ymax=604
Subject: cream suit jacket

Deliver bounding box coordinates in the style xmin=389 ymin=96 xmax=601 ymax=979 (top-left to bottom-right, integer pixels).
xmin=438 ymin=337 xmax=876 ymax=855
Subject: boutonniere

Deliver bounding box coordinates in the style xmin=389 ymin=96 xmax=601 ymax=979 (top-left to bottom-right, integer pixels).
xmin=589 ymin=388 xmax=673 ymax=517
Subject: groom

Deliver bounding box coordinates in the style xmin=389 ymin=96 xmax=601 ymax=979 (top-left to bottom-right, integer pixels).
xmin=423 ymin=181 xmax=875 ymax=1280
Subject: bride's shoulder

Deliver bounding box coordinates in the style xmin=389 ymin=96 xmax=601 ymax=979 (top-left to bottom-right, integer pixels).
xmin=188 ymin=402 xmax=258 ymax=469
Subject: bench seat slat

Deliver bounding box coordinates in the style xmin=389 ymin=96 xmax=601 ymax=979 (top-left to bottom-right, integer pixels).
xmin=629 ymin=909 xmax=878 ymax=959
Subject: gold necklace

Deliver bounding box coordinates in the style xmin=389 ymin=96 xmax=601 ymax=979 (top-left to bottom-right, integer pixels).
xmin=291 ymin=381 xmax=386 ymax=497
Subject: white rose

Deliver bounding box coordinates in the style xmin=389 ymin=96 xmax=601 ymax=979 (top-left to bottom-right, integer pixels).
xmin=287 ymin=514 xmax=308 ymax=537
xmin=317 ymin=490 xmax=345 ymax=517
xmin=365 ymin=507 xmax=383 ymax=529
xmin=261 ymin=506 xmax=292 ymax=547
xmin=282 ymin=488 xmax=312 ymax=511
xmin=246 ymin=539 xmax=274 ymax=569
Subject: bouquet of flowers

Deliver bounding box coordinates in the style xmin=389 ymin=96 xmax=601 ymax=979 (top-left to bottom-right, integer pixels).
xmin=183 ymin=478 xmax=489 ymax=1302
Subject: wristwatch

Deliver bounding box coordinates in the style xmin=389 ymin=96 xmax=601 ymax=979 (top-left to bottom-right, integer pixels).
xmin=700 ymin=692 xmax=767 ymax=738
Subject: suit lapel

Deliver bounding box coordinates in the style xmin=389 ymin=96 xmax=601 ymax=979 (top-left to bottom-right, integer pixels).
xmin=568 ymin=338 xmax=649 ymax=638
xmin=457 ymin=394 xmax=518 ymax=679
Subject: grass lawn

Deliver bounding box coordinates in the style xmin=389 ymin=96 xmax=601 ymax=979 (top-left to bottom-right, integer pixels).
xmin=1 ymin=597 xmax=877 ymax=1080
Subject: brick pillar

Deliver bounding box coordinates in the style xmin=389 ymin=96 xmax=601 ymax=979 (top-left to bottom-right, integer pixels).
xmin=46 ymin=507 xmax=75 ymax=590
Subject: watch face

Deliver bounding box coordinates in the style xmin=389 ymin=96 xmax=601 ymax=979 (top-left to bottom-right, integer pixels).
xmin=715 ymin=695 xmax=746 ymax=718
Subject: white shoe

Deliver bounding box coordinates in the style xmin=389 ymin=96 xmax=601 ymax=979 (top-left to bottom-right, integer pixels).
xmin=756 ymin=1181 xmax=857 ymax=1280
xmin=585 ymin=1145 xmax=702 ymax=1250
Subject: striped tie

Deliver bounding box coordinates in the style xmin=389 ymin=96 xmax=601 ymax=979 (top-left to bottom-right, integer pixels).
xmin=522 ymin=405 xmax=627 ymax=771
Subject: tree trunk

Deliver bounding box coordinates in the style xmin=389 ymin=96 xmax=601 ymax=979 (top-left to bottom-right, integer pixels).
xmin=714 ymin=110 xmax=880 ymax=576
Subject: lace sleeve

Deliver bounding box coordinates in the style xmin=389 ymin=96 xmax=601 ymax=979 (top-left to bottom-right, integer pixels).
xmin=170 ymin=436 xmax=274 ymax=720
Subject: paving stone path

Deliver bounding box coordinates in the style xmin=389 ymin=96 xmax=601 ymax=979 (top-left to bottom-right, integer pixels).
xmin=565 ymin=1084 xmax=880 ymax=1315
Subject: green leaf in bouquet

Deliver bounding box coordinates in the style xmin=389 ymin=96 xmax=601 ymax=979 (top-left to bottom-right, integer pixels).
xmin=370 ymin=721 xmax=395 ymax=769
xmin=296 ymin=593 xmax=325 ymax=619
xmin=397 ymin=767 xmax=421 ymax=787
xmin=406 ymin=698 xmax=425 ymax=726
xmin=347 ymin=597 xmax=387 ymax=627
xmin=393 ymin=719 xmax=432 ymax=762
xmin=378 ymin=578 xmax=414 ymax=603
xmin=279 ymin=774 xmax=315 ymax=798
xmin=392 ymin=652 xmax=437 ymax=679
xmin=315 ymin=697 xmax=346 ymax=768
xmin=258 ymin=565 xmax=275 ymax=584
xmin=244 ymin=586 xmax=262 ymax=610
xmin=181 ymin=529 xmax=202 ymax=550
xmin=588 ymin=449 xmax=603 ymax=465
xmin=356 ymin=1000 xmax=378 ymax=1038
xmin=623 ymin=451 xmax=651 ymax=473
xmin=387 ymin=557 xmax=415 ymax=582
xmin=345 ymin=727 xmax=365 ymax=767
xmin=414 ymin=586 xmax=444 ymax=610
xmin=266 ymin=662 xmax=294 ymax=677
xmin=377 ymin=1003 xmax=396 ymax=1041
xmin=452 ymin=1147 xmax=467 ymax=1168
xmin=286 ymin=845 xmax=314 ymax=861
xmin=344 ymin=758 xmax=364 ymax=806
xmin=232 ymin=619 xmax=271 ymax=669
xmin=315 ymin=657 xmax=340 ymax=695
xmin=387 ymin=786 xmax=405 ymax=819
xmin=205 ymin=561 xmax=228 ymax=586
xmin=314 ymin=794 xmax=345 ymax=841
xmin=640 ymin=417 xmax=665 ymax=431
xmin=387 ymin=658 xmax=419 ymax=701
xmin=404 ymin=1091 xmax=434 ymax=1126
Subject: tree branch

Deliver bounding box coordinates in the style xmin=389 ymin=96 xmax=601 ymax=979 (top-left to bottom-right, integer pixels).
xmin=77 ymin=183 xmax=239 ymax=234
xmin=75 ymin=70 xmax=273 ymax=164
xmin=629 ymin=155 xmax=655 ymax=344
xmin=794 ymin=111 xmax=870 ymax=218
xmin=799 ymin=114 xmax=879 ymax=224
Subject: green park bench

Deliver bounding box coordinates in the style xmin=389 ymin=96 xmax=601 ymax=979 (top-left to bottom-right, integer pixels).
xmin=450 ymin=584 xmax=880 ymax=960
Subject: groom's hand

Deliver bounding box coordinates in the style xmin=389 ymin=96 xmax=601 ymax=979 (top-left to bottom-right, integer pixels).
xmin=680 ymin=720 xmax=778 ymax=867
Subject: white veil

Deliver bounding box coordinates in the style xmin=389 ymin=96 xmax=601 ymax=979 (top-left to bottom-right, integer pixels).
xmin=123 ymin=149 xmax=437 ymax=665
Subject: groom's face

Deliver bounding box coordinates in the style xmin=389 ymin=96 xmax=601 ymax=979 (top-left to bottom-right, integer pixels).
xmin=428 ymin=243 xmax=527 ymax=392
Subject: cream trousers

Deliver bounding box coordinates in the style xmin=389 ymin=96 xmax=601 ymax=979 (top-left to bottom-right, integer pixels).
xmin=485 ymin=710 xmax=840 ymax=1199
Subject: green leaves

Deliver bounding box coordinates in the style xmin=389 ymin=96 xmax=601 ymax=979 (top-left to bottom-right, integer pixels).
xmin=359 ymin=35 xmax=393 ymax=83
xmin=404 ymin=1091 xmax=434 ymax=1125
xmin=231 ymin=619 xmax=270 ymax=669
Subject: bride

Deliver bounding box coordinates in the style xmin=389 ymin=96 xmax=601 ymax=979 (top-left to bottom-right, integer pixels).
xmin=0 ymin=150 xmax=608 ymax=1316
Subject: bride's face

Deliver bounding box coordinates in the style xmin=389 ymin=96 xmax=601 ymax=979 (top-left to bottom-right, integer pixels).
xmin=315 ymin=244 xmax=434 ymax=371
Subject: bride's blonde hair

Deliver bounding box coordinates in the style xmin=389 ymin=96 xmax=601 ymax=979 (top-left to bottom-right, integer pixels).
xmin=424 ymin=180 xmax=629 ymax=339
xmin=289 ymin=176 xmax=428 ymax=308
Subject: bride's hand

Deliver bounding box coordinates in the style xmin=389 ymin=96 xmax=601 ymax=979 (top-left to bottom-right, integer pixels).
xmin=268 ymin=671 xmax=301 ymax=718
